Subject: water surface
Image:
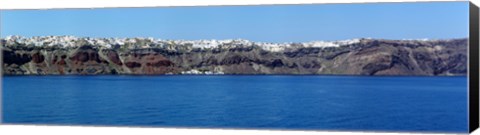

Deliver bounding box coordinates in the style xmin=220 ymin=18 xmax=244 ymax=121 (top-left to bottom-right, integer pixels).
xmin=2 ymin=75 xmax=468 ymax=133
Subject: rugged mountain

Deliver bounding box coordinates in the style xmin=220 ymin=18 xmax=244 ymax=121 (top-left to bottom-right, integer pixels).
xmin=1 ymin=36 xmax=467 ymax=76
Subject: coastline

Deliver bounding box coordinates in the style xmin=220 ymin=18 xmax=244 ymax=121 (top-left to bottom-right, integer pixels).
xmin=1 ymin=73 xmax=468 ymax=78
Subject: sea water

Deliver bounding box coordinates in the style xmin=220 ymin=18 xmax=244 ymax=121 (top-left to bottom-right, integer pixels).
xmin=2 ymin=75 xmax=468 ymax=132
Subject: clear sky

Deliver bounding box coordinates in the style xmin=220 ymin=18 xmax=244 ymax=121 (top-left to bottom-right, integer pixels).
xmin=0 ymin=2 xmax=469 ymax=42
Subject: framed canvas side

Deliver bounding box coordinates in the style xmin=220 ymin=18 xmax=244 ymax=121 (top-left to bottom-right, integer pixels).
xmin=469 ymin=1 xmax=480 ymax=133
xmin=0 ymin=8 xmax=3 ymax=124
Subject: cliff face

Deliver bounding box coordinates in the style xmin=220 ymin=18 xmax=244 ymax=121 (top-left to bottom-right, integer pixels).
xmin=1 ymin=37 xmax=467 ymax=76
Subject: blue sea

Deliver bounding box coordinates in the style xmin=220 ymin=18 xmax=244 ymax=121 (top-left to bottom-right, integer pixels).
xmin=2 ymin=75 xmax=468 ymax=133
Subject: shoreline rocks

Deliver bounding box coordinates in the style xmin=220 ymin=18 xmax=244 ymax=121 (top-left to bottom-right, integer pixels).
xmin=1 ymin=36 xmax=467 ymax=76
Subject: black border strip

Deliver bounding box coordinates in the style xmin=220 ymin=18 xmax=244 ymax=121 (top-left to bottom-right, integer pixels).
xmin=469 ymin=2 xmax=479 ymax=133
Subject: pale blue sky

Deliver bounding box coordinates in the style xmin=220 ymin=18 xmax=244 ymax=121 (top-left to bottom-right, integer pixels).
xmin=0 ymin=2 xmax=469 ymax=42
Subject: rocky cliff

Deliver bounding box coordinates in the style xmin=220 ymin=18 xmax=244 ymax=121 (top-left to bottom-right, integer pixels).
xmin=1 ymin=36 xmax=467 ymax=76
